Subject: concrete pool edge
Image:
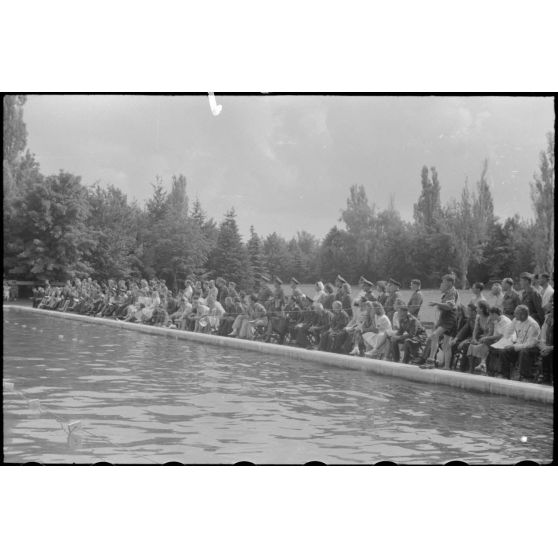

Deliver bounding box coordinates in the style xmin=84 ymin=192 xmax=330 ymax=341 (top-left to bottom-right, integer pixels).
xmin=5 ymin=305 xmax=554 ymax=405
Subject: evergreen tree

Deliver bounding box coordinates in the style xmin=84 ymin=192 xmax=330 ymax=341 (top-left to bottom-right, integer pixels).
xmin=146 ymin=176 xmax=168 ymax=222
xmin=212 ymin=209 xmax=249 ymax=287
xmin=247 ymin=225 xmax=266 ymax=279
xmin=263 ymin=232 xmax=290 ymax=281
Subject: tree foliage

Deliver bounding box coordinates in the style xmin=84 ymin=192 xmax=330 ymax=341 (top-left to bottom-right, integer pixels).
xmin=530 ymin=132 xmax=554 ymax=273
xmin=3 ymin=101 xmax=551 ymax=288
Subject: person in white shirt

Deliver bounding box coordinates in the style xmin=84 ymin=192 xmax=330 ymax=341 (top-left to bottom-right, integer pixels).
xmin=204 ymin=295 xmax=225 ymax=332
xmin=499 ymin=305 xmax=541 ymax=381
xmin=470 ymin=306 xmax=512 ymax=374
xmin=539 ymin=272 xmax=554 ymax=310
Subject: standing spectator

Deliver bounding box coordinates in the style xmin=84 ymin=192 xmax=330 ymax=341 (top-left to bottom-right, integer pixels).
xmin=532 ymin=274 xmax=543 ymax=294
xmin=322 ymin=283 xmax=335 ymax=310
xmin=501 ymin=277 xmax=521 ymax=319
xmin=384 ymin=279 xmax=401 ymax=323
xmin=375 ymin=281 xmax=388 ymax=308
xmin=539 ymin=272 xmax=554 ymax=310
xmin=334 ymin=275 xmax=348 ymax=303
xmin=499 ymin=305 xmax=541 ymax=381
xmin=488 ymin=282 xmax=504 ymax=310
xmin=519 ymin=272 xmax=544 ymax=325
xmin=339 ymin=282 xmax=353 ymax=318
xmin=470 ymin=282 xmax=486 ymax=306
xmin=408 ymin=279 xmax=423 ymax=318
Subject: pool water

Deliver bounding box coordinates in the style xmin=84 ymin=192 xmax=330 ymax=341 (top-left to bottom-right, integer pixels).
xmin=3 ymin=308 xmax=554 ymax=464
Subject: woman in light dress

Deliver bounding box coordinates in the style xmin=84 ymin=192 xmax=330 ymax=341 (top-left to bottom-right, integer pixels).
xmin=363 ymin=302 xmax=392 ymax=358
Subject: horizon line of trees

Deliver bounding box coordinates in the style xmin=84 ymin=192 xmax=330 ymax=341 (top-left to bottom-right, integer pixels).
xmin=3 ymin=95 xmax=554 ymax=291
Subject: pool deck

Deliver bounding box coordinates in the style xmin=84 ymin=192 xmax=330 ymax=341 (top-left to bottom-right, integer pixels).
xmin=5 ymin=305 xmax=554 ymax=405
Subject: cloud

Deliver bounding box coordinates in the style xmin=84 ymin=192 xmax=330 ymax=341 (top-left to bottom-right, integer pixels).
xmin=23 ymin=95 xmax=554 ymax=238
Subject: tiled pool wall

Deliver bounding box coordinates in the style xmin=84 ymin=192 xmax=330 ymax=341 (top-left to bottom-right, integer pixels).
xmin=4 ymin=305 xmax=553 ymax=405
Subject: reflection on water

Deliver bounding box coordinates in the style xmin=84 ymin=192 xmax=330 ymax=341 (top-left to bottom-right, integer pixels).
xmin=3 ymin=308 xmax=554 ymax=464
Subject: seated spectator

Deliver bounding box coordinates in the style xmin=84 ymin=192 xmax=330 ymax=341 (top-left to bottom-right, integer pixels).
xmin=347 ymin=300 xmax=375 ymax=356
xmin=467 ymin=300 xmax=492 ymax=373
xmin=150 ymin=301 xmax=170 ymax=327
xmin=169 ymin=298 xmax=193 ymax=329
xmin=218 ymin=297 xmax=238 ymax=336
xmin=276 ymin=295 xmax=302 ymax=344
xmin=190 ymin=297 xmax=210 ymax=333
xmin=320 ymin=300 xmax=349 ymax=352
xmin=389 ymin=304 xmax=427 ymax=364
xmin=308 ymin=302 xmax=333 ymax=347
xmin=202 ymin=295 xmax=225 ymax=333
xmin=243 ymin=296 xmax=268 ymax=340
xmin=420 ymin=274 xmax=459 ymax=370
xmin=228 ymin=294 xmax=250 ymax=337
xmin=538 ymin=294 xmax=553 ymax=385
xmin=294 ymin=297 xmax=318 ymax=348
xmin=448 ymin=303 xmax=477 ymax=371
xmin=364 ymin=302 xmax=392 ymax=359
xmin=497 ymin=305 xmax=541 ymax=381
xmin=481 ymin=306 xmax=514 ymax=376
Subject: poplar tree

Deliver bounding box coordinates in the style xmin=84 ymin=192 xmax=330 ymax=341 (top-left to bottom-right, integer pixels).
xmin=530 ymin=132 xmax=554 ymax=274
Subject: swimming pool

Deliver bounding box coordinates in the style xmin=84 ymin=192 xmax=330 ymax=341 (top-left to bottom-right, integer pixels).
xmin=3 ymin=307 xmax=553 ymax=464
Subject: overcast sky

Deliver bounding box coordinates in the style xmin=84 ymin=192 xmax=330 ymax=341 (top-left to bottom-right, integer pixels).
xmin=24 ymin=95 xmax=554 ymax=240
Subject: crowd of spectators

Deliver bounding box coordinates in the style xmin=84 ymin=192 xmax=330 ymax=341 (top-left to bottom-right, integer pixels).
xmin=28 ymin=270 xmax=554 ymax=385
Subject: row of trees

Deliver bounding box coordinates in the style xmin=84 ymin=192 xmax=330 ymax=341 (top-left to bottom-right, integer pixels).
xmin=3 ymin=96 xmax=554 ymax=290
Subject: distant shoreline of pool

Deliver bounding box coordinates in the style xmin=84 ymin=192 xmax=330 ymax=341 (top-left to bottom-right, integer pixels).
xmin=4 ymin=305 xmax=553 ymax=405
